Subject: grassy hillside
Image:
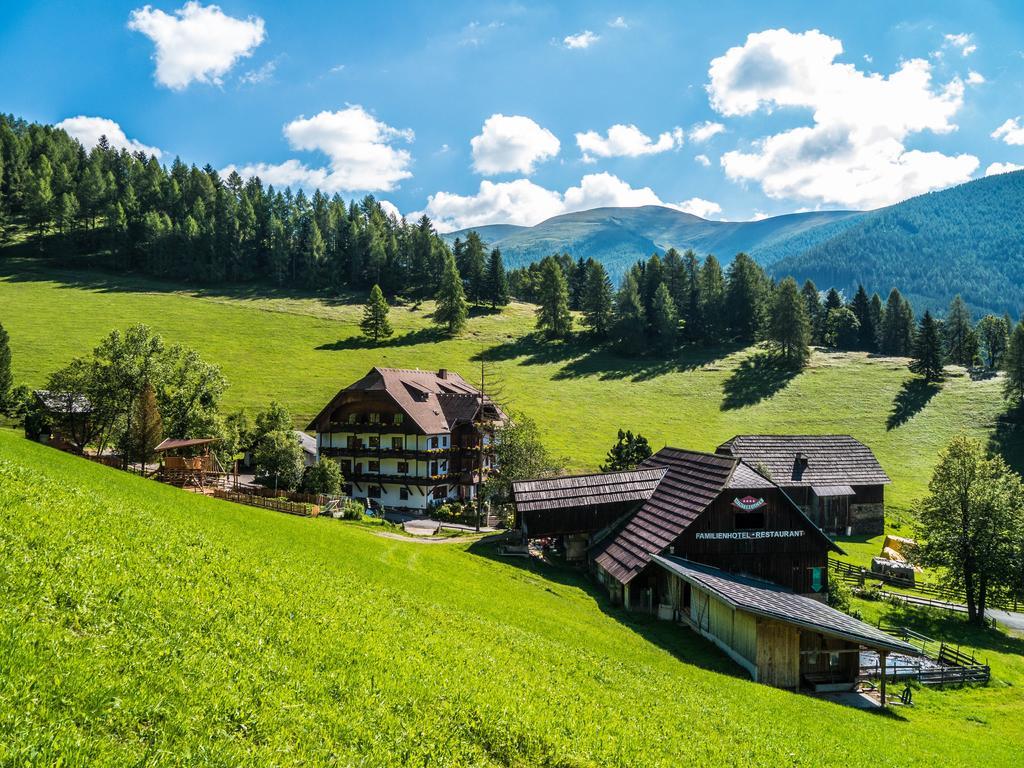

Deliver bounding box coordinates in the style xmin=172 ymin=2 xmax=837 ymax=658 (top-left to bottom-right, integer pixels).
xmin=0 ymin=258 xmax=1012 ymax=520
xmin=1 ymin=431 xmax=1022 ymax=766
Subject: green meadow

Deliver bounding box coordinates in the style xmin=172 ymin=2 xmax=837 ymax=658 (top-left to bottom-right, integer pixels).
xmin=1 ymin=431 xmax=1022 ymax=767
xmin=0 ymin=258 xmax=1013 ymax=526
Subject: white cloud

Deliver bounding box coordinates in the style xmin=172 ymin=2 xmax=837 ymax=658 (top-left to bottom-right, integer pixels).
xmin=459 ymin=20 xmax=503 ymax=47
xmin=709 ymin=28 xmax=978 ymax=208
xmin=675 ymin=197 xmax=722 ymax=218
xmin=420 ymin=172 xmax=689 ymax=231
xmin=689 ymin=120 xmax=726 ymax=143
xmin=985 ymin=162 xmax=1024 ymax=176
xmin=694 ymin=154 xmax=711 ymax=167
xmin=55 ymin=116 xmax=163 ymax=158
xmin=992 ymin=117 xmax=1024 ymax=146
xmin=608 ymin=16 xmax=628 ymax=29
xmin=575 ymin=124 xmax=683 ymax=161
xmin=470 ymin=114 xmax=560 ymax=175
xmin=240 ymin=59 xmax=276 ymax=85
xmin=966 ymin=70 xmax=985 ymax=85
xmin=944 ymin=33 xmax=977 ymax=57
xmin=128 ymin=2 xmax=266 ymax=90
xmin=378 ymin=200 xmax=402 ymax=220
xmin=564 ymin=30 xmax=599 ymax=49
xmin=225 ymin=105 xmax=414 ymax=193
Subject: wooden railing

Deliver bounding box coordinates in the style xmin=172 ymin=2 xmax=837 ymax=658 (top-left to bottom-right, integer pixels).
xmin=212 ymin=489 xmax=319 ymax=517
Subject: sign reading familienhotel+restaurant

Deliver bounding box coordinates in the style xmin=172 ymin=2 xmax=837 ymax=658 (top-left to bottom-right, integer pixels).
xmin=695 ymin=530 xmax=806 ymax=540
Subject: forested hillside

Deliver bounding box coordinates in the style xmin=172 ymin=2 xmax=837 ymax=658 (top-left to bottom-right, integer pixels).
xmin=0 ymin=114 xmax=453 ymax=297
xmin=771 ymin=171 xmax=1024 ymax=316
xmin=444 ymin=206 xmax=862 ymax=281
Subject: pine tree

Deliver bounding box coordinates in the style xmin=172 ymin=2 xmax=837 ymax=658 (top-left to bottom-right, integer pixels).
xmin=944 ymin=295 xmax=977 ymax=366
xmin=768 ymin=277 xmax=810 ymax=367
xmin=0 ymin=320 xmax=11 ymax=412
xmin=850 ymin=285 xmax=875 ymax=351
xmin=698 ymin=254 xmax=726 ymax=343
xmin=434 ymin=253 xmax=468 ymax=335
xmin=360 ymin=284 xmax=393 ymax=343
xmin=600 ymin=429 xmax=653 ymax=471
xmin=484 ymin=247 xmax=509 ymax=308
xmin=680 ymin=250 xmax=702 ymax=342
xmin=129 ymin=381 xmax=163 ymax=470
xmin=651 ymin=282 xmax=679 ymax=353
xmin=461 ymin=231 xmax=487 ymax=304
xmin=801 ymin=279 xmax=823 ymax=345
xmin=881 ymin=288 xmax=914 ymax=355
xmin=614 ymin=272 xmax=647 ymax=352
xmin=582 ymin=260 xmax=614 ymax=339
xmin=724 ymin=252 xmax=768 ymax=342
xmin=868 ymin=293 xmax=884 ymax=352
xmin=910 ymin=310 xmax=945 ymax=382
xmin=535 ymin=257 xmax=572 ymax=339
xmin=1003 ymin=322 xmax=1024 ymax=408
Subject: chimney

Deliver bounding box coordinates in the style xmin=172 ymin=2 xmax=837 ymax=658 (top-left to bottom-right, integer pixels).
xmin=437 ymin=368 xmax=448 ymax=379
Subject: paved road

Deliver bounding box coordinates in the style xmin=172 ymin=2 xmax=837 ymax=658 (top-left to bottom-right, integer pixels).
xmin=987 ymin=608 xmax=1024 ymax=635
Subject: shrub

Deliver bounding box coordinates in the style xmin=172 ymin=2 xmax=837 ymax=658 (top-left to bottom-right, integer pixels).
xmin=341 ymin=499 xmax=364 ymax=521
xmin=825 ymin=576 xmax=852 ymax=613
xmin=300 ymin=459 xmax=343 ymax=495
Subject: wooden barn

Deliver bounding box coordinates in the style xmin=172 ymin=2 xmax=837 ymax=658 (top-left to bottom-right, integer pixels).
xmin=512 ymin=468 xmax=666 ymax=559
xmin=716 ymin=435 xmax=891 ymax=535
xmin=652 ymin=556 xmax=919 ymax=698
xmin=590 ymin=448 xmax=840 ymax=610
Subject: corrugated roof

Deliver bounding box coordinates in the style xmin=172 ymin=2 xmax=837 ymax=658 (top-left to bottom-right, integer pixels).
xmin=306 ymin=367 xmax=506 ymax=434
xmin=717 ymin=435 xmax=891 ymax=487
xmin=512 ymin=468 xmax=667 ymax=513
xmin=592 ymin=449 xmax=738 ymax=585
xmin=812 ymin=484 xmax=855 ymax=497
xmin=653 ymin=555 xmax=919 ymax=655
xmin=294 ymin=430 xmax=316 ymax=455
xmin=33 ymin=390 xmax=92 ymax=414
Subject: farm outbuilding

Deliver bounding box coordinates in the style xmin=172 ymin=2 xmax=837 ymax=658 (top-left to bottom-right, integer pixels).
xmin=652 ymin=556 xmax=919 ymax=700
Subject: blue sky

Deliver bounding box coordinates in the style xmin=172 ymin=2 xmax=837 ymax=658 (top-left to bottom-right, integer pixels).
xmin=3 ymin=1 xmax=1024 ymax=229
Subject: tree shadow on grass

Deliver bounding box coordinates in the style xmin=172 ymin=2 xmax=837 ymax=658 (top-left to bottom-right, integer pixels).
xmin=886 ymin=378 xmax=940 ymax=431
xmin=465 ymin=538 xmax=745 ymax=679
xmin=720 ymin=351 xmax=801 ymax=410
xmin=988 ymin=412 xmax=1024 ymax=477
xmin=316 ymin=326 xmax=449 ymax=351
xmin=472 ymin=334 xmax=741 ymax=383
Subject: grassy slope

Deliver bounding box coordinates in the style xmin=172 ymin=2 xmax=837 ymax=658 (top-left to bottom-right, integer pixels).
xmin=0 ymin=260 xmax=1008 ymax=525
xmin=1 ymin=431 xmax=1022 ymax=767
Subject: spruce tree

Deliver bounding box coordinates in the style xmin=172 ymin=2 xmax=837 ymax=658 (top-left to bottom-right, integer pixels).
xmin=725 ymin=252 xmax=768 ymax=343
xmin=698 ymin=255 xmax=726 ymax=343
xmin=681 ymin=250 xmax=702 ymax=342
xmin=768 ymin=277 xmax=810 ymax=366
xmin=0 ymin=320 xmax=11 ymax=412
xmin=881 ymin=288 xmax=914 ymax=355
xmin=614 ymin=273 xmax=647 ymax=352
xmin=651 ymin=282 xmax=679 ymax=353
xmin=801 ymin=279 xmax=823 ymax=345
xmin=582 ymin=260 xmax=614 ymax=339
xmin=601 ymin=429 xmax=653 ymax=471
xmin=461 ymin=231 xmax=487 ymax=304
xmin=535 ymin=257 xmax=572 ymax=339
xmin=868 ymin=293 xmax=884 ymax=352
xmin=360 ymin=284 xmax=393 ymax=343
xmin=944 ymin=295 xmax=977 ymax=366
xmin=910 ymin=310 xmax=945 ymax=382
xmin=1003 ymin=322 xmax=1024 ymax=408
xmin=434 ymin=253 xmax=468 ymax=335
xmin=850 ymin=285 xmax=874 ymax=350
xmin=484 ymin=247 xmax=509 ymax=308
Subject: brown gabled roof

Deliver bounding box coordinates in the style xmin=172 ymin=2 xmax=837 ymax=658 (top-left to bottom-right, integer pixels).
xmin=306 ymin=367 xmax=506 ymax=434
xmin=716 ymin=435 xmax=891 ymax=487
xmin=592 ymin=448 xmax=738 ymax=585
xmin=653 ymin=556 xmax=919 ymax=655
xmin=592 ymin=447 xmax=840 ymax=586
xmin=154 ymin=437 xmax=218 ymax=452
xmin=512 ymin=467 xmax=667 ymax=513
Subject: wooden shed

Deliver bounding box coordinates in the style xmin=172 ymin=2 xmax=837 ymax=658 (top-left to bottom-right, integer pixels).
xmin=653 ymin=555 xmax=919 ymax=701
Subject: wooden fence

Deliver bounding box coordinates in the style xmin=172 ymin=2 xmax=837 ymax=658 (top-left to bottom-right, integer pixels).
xmin=875 ymin=623 xmax=990 ymax=686
xmin=829 ymin=558 xmax=1018 ymax=611
xmin=213 ymin=489 xmax=318 ymax=517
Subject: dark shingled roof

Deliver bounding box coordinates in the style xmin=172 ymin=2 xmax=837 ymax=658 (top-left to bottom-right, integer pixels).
xmin=717 ymin=435 xmax=891 ymax=487
xmin=592 ymin=449 xmax=739 ymax=585
xmin=653 ymin=555 xmax=919 ymax=655
xmin=512 ymin=468 xmax=667 ymax=513
xmin=306 ymin=367 xmax=506 ymax=434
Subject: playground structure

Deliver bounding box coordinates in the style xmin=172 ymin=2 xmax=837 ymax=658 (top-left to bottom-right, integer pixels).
xmin=155 ymin=437 xmax=237 ymax=492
